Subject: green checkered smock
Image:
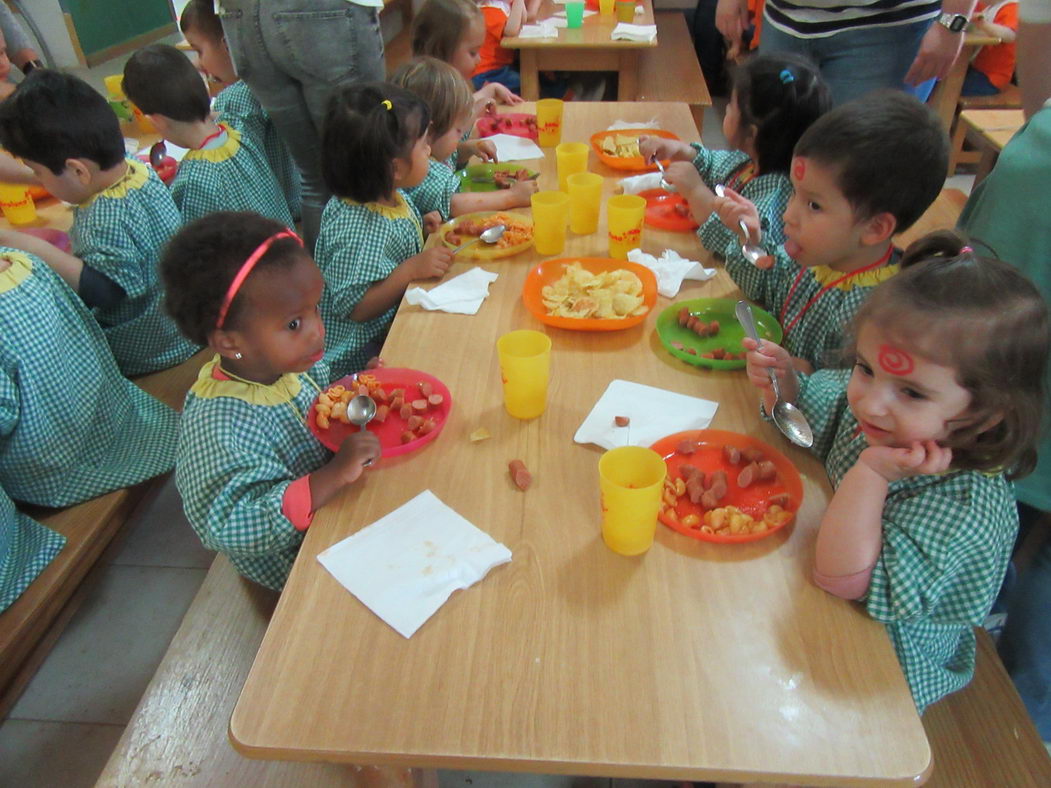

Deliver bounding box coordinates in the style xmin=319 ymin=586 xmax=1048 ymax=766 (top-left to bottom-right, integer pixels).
xmin=315 ymin=192 xmax=424 ymax=378
xmin=71 ymin=158 xmax=200 ymax=376
xmin=1 ymin=485 xmax=65 ymax=612
xmin=171 ymin=124 xmax=295 ymax=228
xmin=404 ymin=159 xmax=458 ymax=220
xmin=214 ymin=81 xmax=302 ymax=221
xmin=175 ymin=357 xmax=332 ymax=591
xmin=689 ymin=143 xmax=793 ymax=263
xmin=798 ymin=369 xmax=1017 ymax=713
xmin=728 ymin=249 xmax=900 ymax=371
xmin=0 ymin=250 xmax=179 ymax=507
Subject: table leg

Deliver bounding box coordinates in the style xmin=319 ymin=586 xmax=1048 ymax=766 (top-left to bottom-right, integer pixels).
xmin=617 ymin=52 xmax=640 ymax=101
xmin=519 ymin=50 xmax=540 ymax=101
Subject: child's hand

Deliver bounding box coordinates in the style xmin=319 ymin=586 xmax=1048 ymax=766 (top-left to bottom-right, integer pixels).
xmin=470 ymin=139 xmax=498 ymax=162
xmin=422 ymin=211 xmax=443 ymax=236
xmin=743 ymin=336 xmax=798 ymax=411
xmin=477 ymin=82 xmax=523 ymax=106
xmin=506 ymin=178 xmax=539 ymax=206
xmin=859 ymin=441 xmax=953 ymax=482
xmin=332 ymin=431 xmax=382 ymax=484
xmin=365 ymin=356 xmax=385 ymax=369
xmin=402 ymin=247 xmax=453 ymax=280
xmin=713 ymin=186 xmax=761 ymax=244
xmin=663 ymin=161 xmax=704 ymax=196
xmin=638 ymin=136 xmax=692 ymax=163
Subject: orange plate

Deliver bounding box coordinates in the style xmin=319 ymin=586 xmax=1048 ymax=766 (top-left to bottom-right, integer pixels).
xmin=26 ymin=185 xmax=52 ymax=202
xmin=651 ymin=429 xmax=804 ymax=543
xmin=589 ymin=128 xmax=680 ymax=172
xmin=522 ymin=257 xmax=657 ymax=331
xmin=640 ymin=188 xmax=698 ymax=232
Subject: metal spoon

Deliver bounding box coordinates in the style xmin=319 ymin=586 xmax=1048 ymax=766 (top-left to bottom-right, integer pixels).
xmin=148 ymin=140 xmax=167 ymax=169
xmin=734 ymin=300 xmax=814 ymax=448
xmin=453 ymin=223 xmax=506 ymax=255
xmin=714 ymin=184 xmax=766 ymax=265
xmin=347 ymin=394 xmax=377 ymax=466
xmin=651 ymin=157 xmax=675 ymax=192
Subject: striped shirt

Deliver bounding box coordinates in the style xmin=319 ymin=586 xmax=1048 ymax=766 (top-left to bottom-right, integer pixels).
xmin=764 ymin=0 xmax=941 ymax=38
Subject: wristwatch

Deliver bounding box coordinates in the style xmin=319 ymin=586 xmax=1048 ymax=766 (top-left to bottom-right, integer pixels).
xmin=21 ymin=59 xmax=44 ymax=75
xmin=937 ymin=12 xmax=969 ymax=33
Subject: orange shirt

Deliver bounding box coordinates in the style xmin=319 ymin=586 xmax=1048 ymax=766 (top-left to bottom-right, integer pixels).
xmin=972 ymin=1 xmax=1018 ymax=90
xmin=474 ymin=4 xmax=515 ymax=77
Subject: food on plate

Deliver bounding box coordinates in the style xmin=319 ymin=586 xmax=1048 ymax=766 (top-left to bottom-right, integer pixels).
xmin=444 ymin=212 xmax=532 ymax=249
xmin=700 ymin=504 xmax=793 ymax=536
xmin=676 ymin=439 xmax=698 ymax=454
xmin=678 ymin=308 xmax=721 ymax=338
xmin=541 ymin=262 xmax=648 ymax=320
xmin=492 ymin=168 xmax=536 ymax=189
xmin=313 ymin=374 xmax=446 ymax=445
xmin=614 ymin=416 xmax=631 ymax=427
xmin=509 ymin=459 xmax=532 ymax=491
xmin=723 ymin=445 xmax=741 ymax=465
xmin=470 ymin=427 xmax=492 ymax=442
xmin=599 ymin=133 xmax=641 ymax=158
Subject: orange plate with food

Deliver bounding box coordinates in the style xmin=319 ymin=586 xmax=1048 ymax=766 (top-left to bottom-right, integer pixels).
xmin=589 ymin=128 xmax=680 ymax=172
xmin=640 ymin=188 xmax=698 ymax=232
xmin=522 ymin=257 xmax=657 ymax=331
xmin=650 ymin=429 xmax=803 ymax=543
xmin=439 ymin=211 xmax=533 ymax=260
xmin=307 ymin=368 xmax=452 ymax=458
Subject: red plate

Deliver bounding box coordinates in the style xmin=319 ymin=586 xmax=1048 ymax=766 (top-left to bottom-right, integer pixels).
xmin=640 ymin=188 xmax=698 ymax=232
xmin=476 ymin=113 xmax=538 ymax=141
xmin=307 ymin=368 xmax=452 ymax=458
xmin=651 ymin=429 xmax=803 ymax=543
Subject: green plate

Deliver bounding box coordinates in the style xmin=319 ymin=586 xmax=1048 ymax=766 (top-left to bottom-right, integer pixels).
xmin=655 ymin=298 xmax=783 ymax=370
xmin=456 ymin=162 xmax=540 ymax=193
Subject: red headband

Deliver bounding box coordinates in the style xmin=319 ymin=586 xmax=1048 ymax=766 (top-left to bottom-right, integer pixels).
xmin=215 ymin=230 xmax=303 ymax=329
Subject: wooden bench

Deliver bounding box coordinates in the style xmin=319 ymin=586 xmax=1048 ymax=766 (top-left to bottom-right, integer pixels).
xmin=947 ymin=84 xmax=1023 ymax=175
xmin=0 ymin=349 xmax=209 ymax=719
xmin=637 ymin=12 xmax=712 ymax=134
xmin=948 ymin=108 xmax=1025 ymax=185
xmin=96 ymin=555 xmax=435 ymax=787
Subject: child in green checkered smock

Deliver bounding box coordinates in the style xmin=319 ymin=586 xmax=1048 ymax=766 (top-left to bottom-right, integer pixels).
xmin=639 ymin=54 xmax=829 ymax=263
xmin=0 ymin=70 xmax=200 ymax=377
xmin=394 ymin=57 xmax=536 ymax=221
xmin=161 ymin=212 xmax=381 ymax=591
xmin=743 ymin=236 xmax=1050 ymax=712
xmin=0 ymin=485 xmax=65 ymax=613
xmin=315 ymin=82 xmax=453 ymax=378
xmin=0 ymin=248 xmax=179 ymax=508
xmin=122 ymin=44 xmax=293 ymax=228
xmin=712 ymin=92 xmax=950 ymax=373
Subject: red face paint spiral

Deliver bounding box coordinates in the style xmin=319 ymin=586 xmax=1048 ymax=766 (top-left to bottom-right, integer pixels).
xmin=878 ymin=344 xmax=914 ymax=376
xmin=792 ymin=157 xmax=806 ymax=181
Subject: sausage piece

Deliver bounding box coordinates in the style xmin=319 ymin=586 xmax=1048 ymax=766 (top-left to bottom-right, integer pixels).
xmin=722 ymin=445 xmax=741 ymax=466
xmin=374 ymin=404 xmax=389 ymax=423
xmin=614 ymin=416 xmax=630 ymax=427
xmin=757 ymin=460 xmax=777 ymax=481
xmin=685 ymin=475 xmax=705 ymax=504
xmin=742 ymin=448 xmax=764 ymax=464
xmin=700 ymin=490 xmax=720 ymax=510
xmin=769 ymin=492 xmax=792 ymax=508
xmin=737 ymin=462 xmax=759 ymax=489
xmin=418 ymin=381 xmax=434 ymax=398
xmin=428 ymin=394 xmax=444 ymax=407
xmin=508 ymin=459 xmax=532 ymax=491
xmin=677 ymin=439 xmax=699 ymax=455
xmin=679 ymin=464 xmax=703 ymax=484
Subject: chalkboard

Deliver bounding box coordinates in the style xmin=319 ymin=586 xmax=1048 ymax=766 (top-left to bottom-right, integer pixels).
xmin=60 ymin=0 xmax=173 ymax=58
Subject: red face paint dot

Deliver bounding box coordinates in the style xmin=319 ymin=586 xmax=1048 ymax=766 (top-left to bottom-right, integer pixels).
xmin=792 ymin=158 xmax=806 ymax=181
xmin=878 ymin=344 xmax=914 ymax=376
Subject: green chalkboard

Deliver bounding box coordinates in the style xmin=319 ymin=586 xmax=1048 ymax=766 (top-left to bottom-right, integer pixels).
xmin=60 ymin=0 xmax=174 ymax=58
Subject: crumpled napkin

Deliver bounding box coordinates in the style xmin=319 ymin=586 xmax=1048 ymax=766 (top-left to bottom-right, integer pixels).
xmin=606 ymin=118 xmax=661 ymax=131
xmin=611 ymin=22 xmax=657 ymax=42
xmin=574 ymin=379 xmax=719 ymax=450
xmin=485 ymin=132 xmax=545 ymax=161
xmin=518 ymin=21 xmax=560 ymax=38
xmin=627 ymin=248 xmax=716 ymax=298
xmin=618 ymin=172 xmax=663 ymax=194
xmin=318 ymin=490 xmax=512 ymax=639
xmin=405 ymin=267 xmax=499 ymax=314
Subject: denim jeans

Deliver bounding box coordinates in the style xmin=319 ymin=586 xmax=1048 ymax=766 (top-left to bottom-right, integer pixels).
xmin=218 ymin=0 xmax=385 ymax=251
xmin=759 ymin=12 xmax=932 ymax=106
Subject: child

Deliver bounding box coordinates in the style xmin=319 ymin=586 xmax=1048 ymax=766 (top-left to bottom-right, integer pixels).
xmin=472 ymin=0 xmax=542 ymax=95
xmin=315 ymin=82 xmax=453 ymax=379
xmin=743 ymin=232 xmax=1050 ymax=712
xmin=640 ymin=54 xmax=830 ymax=264
xmin=963 ymin=1 xmax=1018 ymax=97
xmin=0 ymin=245 xmax=179 ymax=508
xmin=0 ymin=70 xmax=200 ymax=376
xmin=716 ymin=91 xmax=948 ymax=373
xmin=178 ymin=2 xmax=301 ymax=220
xmin=122 ymin=44 xmax=294 ymax=228
xmin=0 ymin=29 xmax=15 ymax=102
xmin=1 ymin=483 xmax=64 ymax=613
xmin=161 ymin=212 xmax=381 ymax=591
xmin=392 ymin=57 xmax=537 ymax=219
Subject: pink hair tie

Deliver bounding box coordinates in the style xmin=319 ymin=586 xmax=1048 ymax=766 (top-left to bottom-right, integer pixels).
xmin=215 ymin=230 xmax=303 ymax=329
xmin=960 ymin=245 xmax=973 ymax=254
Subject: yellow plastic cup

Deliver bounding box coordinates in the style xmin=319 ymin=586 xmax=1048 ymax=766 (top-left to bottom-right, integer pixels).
xmin=103 ymin=74 xmax=125 ymax=99
xmin=536 ymin=98 xmax=564 ymax=147
xmin=555 ymin=142 xmax=590 ymax=192
xmin=598 ymin=446 xmax=667 ymax=555
xmin=567 ymin=172 xmax=603 ymax=235
xmin=531 ymin=190 xmax=570 ymax=255
xmin=497 ymin=329 xmax=551 ymax=419
xmin=599 ymin=0 xmax=615 ymax=14
xmin=0 ymin=182 xmax=37 ymax=225
xmin=606 ymin=194 xmax=646 ymax=259
xmin=615 ymin=0 xmax=635 ymax=22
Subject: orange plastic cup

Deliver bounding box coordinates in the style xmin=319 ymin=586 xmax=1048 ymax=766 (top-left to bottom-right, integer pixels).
xmin=497 ymin=329 xmax=552 ymax=419
xmin=0 ymin=182 xmax=37 ymax=225
xmin=531 ymin=190 xmax=570 ymax=255
xmin=599 ymin=446 xmax=667 ymax=555
xmin=567 ymin=172 xmax=603 ymax=234
xmin=556 ymin=142 xmax=590 ymax=192
xmin=606 ymin=194 xmax=646 ymax=259
xmin=536 ymin=99 xmax=564 ymax=147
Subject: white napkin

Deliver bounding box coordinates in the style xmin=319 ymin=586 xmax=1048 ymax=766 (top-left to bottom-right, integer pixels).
xmin=618 ymin=172 xmax=663 ymax=194
xmin=574 ymin=379 xmax=719 ymax=450
xmin=606 ymin=118 xmax=661 ymax=131
xmin=611 ymin=22 xmax=657 ymax=42
xmin=518 ymin=21 xmax=560 ymax=38
xmin=485 ymin=132 xmax=545 ymax=161
xmin=628 ymin=248 xmax=716 ymax=298
xmin=318 ymin=490 xmax=512 ymax=638
xmin=405 ymin=267 xmax=499 ymax=314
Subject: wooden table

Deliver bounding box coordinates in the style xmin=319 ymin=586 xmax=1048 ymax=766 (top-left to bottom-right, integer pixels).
xmin=230 ymin=102 xmax=932 ymax=785
xmin=502 ymin=1 xmax=657 ymax=101
xmin=958 ymin=108 xmax=1025 ymax=185
xmin=928 ymin=31 xmax=1001 ymax=131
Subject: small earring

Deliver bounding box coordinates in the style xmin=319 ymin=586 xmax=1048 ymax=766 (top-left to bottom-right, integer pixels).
xmin=234 ymin=352 xmax=242 ymax=360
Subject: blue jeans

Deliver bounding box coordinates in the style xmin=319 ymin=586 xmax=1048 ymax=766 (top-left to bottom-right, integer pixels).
xmin=218 ymin=0 xmax=385 ymax=251
xmin=962 ymin=66 xmax=1002 ymax=97
xmin=473 ymin=65 xmax=521 ymax=95
xmin=759 ymin=13 xmax=932 ymax=106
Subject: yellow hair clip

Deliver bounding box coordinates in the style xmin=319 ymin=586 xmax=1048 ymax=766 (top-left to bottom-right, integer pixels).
xmin=381 ymin=99 xmax=393 ymax=110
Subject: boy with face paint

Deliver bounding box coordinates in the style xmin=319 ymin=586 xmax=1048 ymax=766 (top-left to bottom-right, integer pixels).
xmin=716 ymin=91 xmax=948 ymax=373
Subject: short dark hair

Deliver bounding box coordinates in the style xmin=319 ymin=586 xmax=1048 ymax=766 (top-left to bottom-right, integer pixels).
xmin=794 ymin=91 xmax=948 ymax=232
xmin=321 ymin=81 xmax=429 ymax=203
xmin=161 ymin=211 xmax=307 ymax=345
xmin=730 ymin=53 xmax=830 ymax=174
xmin=179 ymin=0 xmax=223 ymax=40
xmin=411 ymin=0 xmax=481 ymax=62
xmin=123 ymin=44 xmax=211 ymax=123
xmin=0 ymin=69 xmax=124 ymax=173
xmin=847 ymin=229 xmax=1050 ymax=479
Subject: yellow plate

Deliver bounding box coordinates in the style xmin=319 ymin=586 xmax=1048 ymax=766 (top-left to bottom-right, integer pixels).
xmin=438 ymin=211 xmax=534 ymax=260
